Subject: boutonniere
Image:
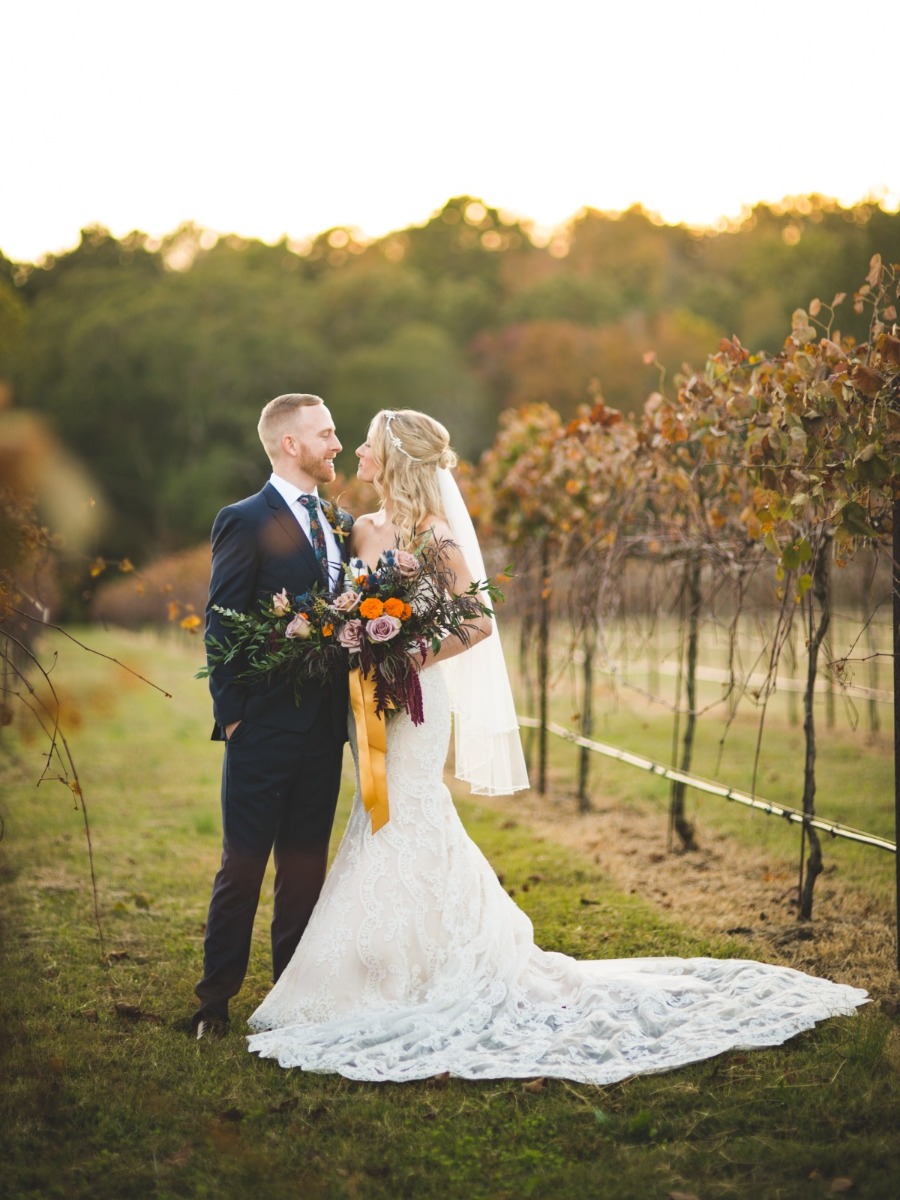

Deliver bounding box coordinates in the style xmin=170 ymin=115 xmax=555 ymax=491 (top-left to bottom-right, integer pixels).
xmin=321 ymin=498 xmax=354 ymax=543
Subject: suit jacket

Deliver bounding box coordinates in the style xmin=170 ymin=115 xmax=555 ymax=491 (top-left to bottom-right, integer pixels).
xmin=206 ymin=482 xmax=352 ymax=742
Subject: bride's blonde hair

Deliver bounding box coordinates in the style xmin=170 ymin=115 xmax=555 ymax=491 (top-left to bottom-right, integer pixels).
xmin=368 ymin=409 xmax=458 ymax=551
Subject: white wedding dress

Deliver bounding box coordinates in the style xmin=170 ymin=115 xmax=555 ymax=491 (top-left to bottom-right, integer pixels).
xmin=246 ymin=667 xmax=867 ymax=1083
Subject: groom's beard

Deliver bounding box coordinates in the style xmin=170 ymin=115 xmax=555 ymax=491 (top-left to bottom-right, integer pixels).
xmin=297 ymin=445 xmax=337 ymax=486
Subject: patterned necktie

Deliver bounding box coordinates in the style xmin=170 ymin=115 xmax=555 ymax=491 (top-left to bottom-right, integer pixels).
xmin=298 ymin=494 xmax=330 ymax=586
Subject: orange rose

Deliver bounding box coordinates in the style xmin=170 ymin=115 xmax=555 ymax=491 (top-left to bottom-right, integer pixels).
xmin=322 ymin=624 xmax=334 ymax=637
xmin=400 ymin=602 xmax=412 ymax=621
xmin=359 ymin=597 xmax=384 ymax=619
xmin=383 ymin=597 xmax=405 ymax=618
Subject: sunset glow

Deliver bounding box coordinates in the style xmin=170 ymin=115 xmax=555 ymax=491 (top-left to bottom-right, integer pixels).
xmin=3 ymin=0 xmax=898 ymax=263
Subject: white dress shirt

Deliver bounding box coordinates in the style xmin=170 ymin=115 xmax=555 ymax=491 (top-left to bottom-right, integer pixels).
xmin=268 ymin=472 xmax=342 ymax=589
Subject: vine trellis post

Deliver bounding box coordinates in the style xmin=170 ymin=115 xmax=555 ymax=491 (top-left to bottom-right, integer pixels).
xmin=577 ymin=611 xmax=597 ymax=814
xmin=797 ymin=535 xmax=830 ymax=919
xmin=537 ymin=536 xmax=551 ymax=795
xmin=669 ymin=549 xmax=701 ymax=852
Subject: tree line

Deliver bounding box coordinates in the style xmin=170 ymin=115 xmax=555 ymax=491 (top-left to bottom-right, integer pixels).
xmin=1 ymin=194 xmax=898 ymax=560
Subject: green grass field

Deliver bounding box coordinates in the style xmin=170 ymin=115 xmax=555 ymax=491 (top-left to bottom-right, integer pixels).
xmin=511 ymin=609 xmax=897 ymax=901
xmin=2 ymin=628 xmax=899 ymax=1200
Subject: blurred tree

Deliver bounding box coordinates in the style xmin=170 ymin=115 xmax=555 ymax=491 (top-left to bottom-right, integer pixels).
xmin=471 ymin=320 xmax=607 ymax=418
xmin=6 ymin=195 xmax=899 ymax=576
xmin=311 ymin=261 xmax=430 ymax=350
xmin=402 ymin=196 xmax=534 ymax=298
xmin=0 ymin=275 xmax=26 ymax=388
xmin=16 ymin=235 xmax=330 ymax=552
xmin=330 ymin=323 xmax=489 ymax=460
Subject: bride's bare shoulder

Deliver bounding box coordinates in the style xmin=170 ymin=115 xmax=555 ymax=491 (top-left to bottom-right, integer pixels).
xmin=418 ymin=514 xmax=453 ymax=542
xmin=352 ymin=512 xmax=381 ymax=531
xmin=349 ymin=512 xmax=390 ymax=559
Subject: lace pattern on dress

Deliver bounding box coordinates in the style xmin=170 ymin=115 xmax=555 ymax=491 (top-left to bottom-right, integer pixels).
xmin=247 ymin=670 xmax=867 ymax=1082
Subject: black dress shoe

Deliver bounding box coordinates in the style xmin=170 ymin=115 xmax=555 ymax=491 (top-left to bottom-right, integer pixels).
xmin=195 ymin=1016 xmax=229 ymax=1040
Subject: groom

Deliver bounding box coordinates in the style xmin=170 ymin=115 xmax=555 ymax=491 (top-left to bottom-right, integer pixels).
xmin=192 ymin=393 xmax=353 ymax=1039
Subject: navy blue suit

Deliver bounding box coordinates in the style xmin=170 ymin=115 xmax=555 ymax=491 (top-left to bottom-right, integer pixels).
xmin=194 ymin=483 xmax=351 ymax=1025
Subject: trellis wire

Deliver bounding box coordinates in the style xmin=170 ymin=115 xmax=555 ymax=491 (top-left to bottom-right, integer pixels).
xmin=517 ymin=715 xmax=896 ymax=854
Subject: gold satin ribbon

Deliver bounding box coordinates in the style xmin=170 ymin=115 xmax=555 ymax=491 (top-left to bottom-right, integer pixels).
xmin=349 ymin=667 xmax=389 ymax=834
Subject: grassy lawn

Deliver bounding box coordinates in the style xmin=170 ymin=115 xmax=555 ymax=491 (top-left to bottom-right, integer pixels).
xmin=2 ymin=628 xmax=899 ymax=1200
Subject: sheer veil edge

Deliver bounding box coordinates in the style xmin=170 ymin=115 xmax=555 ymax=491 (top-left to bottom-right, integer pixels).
xmin=436 ymin=467 xmax=530 ymax=796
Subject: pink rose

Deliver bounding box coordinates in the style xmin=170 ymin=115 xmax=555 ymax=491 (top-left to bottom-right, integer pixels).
xmin=332 ymin=590 xmax=362 ymax=614
xmin=285 ymin=613 xmax=312 ymax=639
xmin=366 ymin=614 xmax=402 ymax=643
xmin=393 ymin=550 xmax=420 ymax=578
xmin=272 ymin=589 xmax=291 ymax=617
xmin=337 ymin=619 xmax=364 ymax=652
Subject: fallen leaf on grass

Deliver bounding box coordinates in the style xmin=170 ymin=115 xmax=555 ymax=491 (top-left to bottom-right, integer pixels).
xmin=114 ymin=1002 xmax=162 ymax=1023
xmin=522 ymin=1077 xmax=545 ymax=1093
xmin=668 ymin=1192 xmax=700 ymax=1200
xmin=428 ymin=1071 xmax=450 ymax=1087
xmin=830 ymin=1180 xmax=854 ymax=1194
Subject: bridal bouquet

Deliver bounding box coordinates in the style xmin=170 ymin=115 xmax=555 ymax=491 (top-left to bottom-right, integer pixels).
xmin=200 ymin=538 xmax=500 ymax=725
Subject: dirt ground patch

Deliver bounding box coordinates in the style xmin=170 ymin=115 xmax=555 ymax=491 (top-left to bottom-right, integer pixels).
xmin=476 ymin=787 xmax=900 ymax=1004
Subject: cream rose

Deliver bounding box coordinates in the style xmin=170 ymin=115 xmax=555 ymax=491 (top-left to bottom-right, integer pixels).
xmin=272 ymin=588 xmax=291 ymax=617
xmin=332 ymin=590 xmax=362 ymax=614
xmin=285 ymin=613 xmax=312 ymax=639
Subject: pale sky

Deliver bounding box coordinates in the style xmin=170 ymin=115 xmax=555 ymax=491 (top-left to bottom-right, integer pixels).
xmin=3 ymin=0 xmax=898 ymax=263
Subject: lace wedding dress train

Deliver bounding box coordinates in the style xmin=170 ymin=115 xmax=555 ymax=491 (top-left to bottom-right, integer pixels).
xmin=247 ymin=669 xmax=867 ymax=1083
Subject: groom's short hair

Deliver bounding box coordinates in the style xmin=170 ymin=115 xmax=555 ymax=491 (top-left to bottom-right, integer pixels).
xmin=258 ymin=393 xmax=324 ymax=459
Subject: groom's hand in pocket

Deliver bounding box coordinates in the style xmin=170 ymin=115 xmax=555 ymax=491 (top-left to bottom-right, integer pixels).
xmin=225 ymin=721 xmax=241 ymax=740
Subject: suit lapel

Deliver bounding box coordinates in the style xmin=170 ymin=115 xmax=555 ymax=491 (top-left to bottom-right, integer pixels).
xmin=264 ymin=482 xmax=322 ymax=579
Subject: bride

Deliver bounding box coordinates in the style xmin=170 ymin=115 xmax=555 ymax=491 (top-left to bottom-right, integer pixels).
xmin=247 ymin=408 xmax=867 ymax=1083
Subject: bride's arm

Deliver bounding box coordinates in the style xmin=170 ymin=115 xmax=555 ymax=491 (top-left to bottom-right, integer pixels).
xmin=417 ymin=520 xmax=492 ymax=668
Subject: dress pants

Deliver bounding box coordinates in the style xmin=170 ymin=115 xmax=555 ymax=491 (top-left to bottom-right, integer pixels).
xmin=194 ymin=700 xmax=344 ymax=1023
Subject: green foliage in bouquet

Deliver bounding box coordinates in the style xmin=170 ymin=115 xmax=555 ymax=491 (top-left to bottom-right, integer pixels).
xmin=196 ymin=536 xmax=504 ymax=723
